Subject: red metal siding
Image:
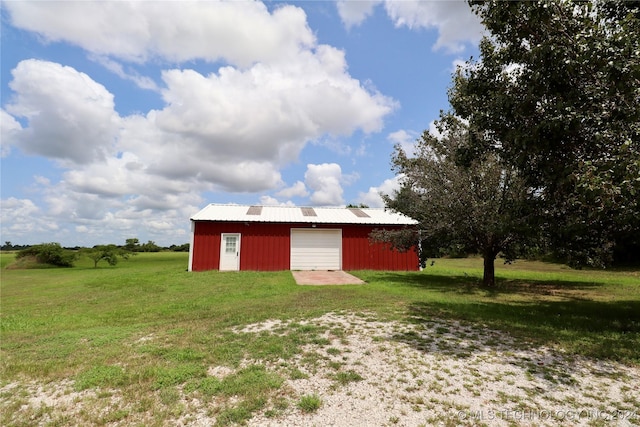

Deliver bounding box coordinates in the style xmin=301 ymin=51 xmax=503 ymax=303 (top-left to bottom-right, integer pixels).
xmin=342 ymin=225 xmax=418 ymax=271
xmin=240 ymin=223 xmax=290 ymax=270
xmin=191 ymin=221 xmax=222 ymax=271
xmin=191 ymin=221 xmax=290 ymax=271
xmin=191 ymin=221 xmax=418 ymax=271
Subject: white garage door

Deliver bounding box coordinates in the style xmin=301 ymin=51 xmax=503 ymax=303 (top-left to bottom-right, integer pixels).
xmin=290 ymin=229 xmax=342 ymax=270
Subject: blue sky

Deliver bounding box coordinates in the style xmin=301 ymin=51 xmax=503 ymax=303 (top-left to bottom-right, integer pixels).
xmin=1 ymin=0 xmax=482 ymax=247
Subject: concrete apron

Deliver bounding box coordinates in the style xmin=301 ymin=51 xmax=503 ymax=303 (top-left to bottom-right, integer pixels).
xmin=291 ymin=270 xmax=365 ymax=285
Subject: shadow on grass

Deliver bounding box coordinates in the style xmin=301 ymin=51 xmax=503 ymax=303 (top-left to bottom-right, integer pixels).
xmin=403 ymin=300 xmax=639 ymax=365
xmin=371 ymin=273 xmax=640 ymax=364
xmin=373 ymin=272 xmax=606 ymax=295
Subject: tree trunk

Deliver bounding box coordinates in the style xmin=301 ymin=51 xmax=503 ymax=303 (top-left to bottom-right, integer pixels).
xmin=483 ymin=253 xmax=496 ymax=287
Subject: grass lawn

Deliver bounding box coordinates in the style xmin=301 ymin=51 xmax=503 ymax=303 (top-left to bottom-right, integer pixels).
xmin=1 ymin=252 xmax=638 ymax=425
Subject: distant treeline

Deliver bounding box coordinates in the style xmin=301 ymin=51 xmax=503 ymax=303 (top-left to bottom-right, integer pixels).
xmin=1 ymin=240 xmax=190 ymax=252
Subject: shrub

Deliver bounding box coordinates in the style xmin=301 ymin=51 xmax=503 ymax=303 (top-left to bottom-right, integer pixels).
xmin=16 ymin=243 xmax=76 ymax=267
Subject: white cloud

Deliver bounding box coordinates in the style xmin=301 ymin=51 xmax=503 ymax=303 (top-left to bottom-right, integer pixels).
xmin=384 ymin=1 xmax=483 ymax=52
xmin=1 ymin=38 xmax=396 ymax=236
xmin=1 ymin=197 xmax=40 ymax=218
xmin=145 ymin=220 xmax=174 ymax=231
xmin=32 ymin=176 xmax=50 ymax=187
xmin=305 ymin=163 xmax=345 ymax=206
xmin=5 ymin=1 xmax=315 ymax=68
xmin=5 ymin=60 xmax=120 ymax=165
xmin=276 ymin=181 xmax=309 ymax=199
xmin=388 ymin=129 xmax=419 ymax=156
xmin=259 ymin=195 xmax=281 ymax=206
xmin=33 ymin=184 xmax=201 ymax=246
xmin=342 ymin=171 xmax=360 ymax=187
xmin=89 ymin=55 xmax=160 ymax=91
xmin=336 ymin=0 xmax=382 ymax=29
xmin=1 ymin=2 xmax=401 ymax=246
xmin=0 ymin=197 xmax=52 ymax=238
xmin=357 ymin=175 xmax=403 ymax=208
xmin=0 ymin=109 xmax=21 ymax=157
xmin=142 ymin=49 xmax=395 ymax=191
xmin=259 ymin=195 xmax=296 ymax=206
xmin=336 ymin=0 xmax=483 ymax=52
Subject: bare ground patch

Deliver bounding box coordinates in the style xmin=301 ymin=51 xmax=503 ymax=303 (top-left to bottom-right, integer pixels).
xmin=241 ymin=312 xmax=640 ymax=426
xmin=2 ymin=312 xmax=639 ymax=426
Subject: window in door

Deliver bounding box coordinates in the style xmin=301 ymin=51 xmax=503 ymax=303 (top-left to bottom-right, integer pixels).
xmin=225 ymin=236 xmax=237 ymax=253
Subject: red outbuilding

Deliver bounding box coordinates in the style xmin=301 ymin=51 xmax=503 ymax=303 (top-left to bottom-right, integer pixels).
xmin=188 ymin=204 xmax=419 ymax=272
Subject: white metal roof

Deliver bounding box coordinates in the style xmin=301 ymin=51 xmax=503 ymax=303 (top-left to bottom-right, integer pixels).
xmin=191 ymin=204 xmax=418 ymax=225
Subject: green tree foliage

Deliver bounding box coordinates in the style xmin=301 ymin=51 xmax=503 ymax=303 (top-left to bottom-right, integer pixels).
xmin=169 ymin=243 xmax=190 ymax=252
xmin=377 ymin=117 xmax=537 ymax=286
xmin=123 ymin=238 xmax=162 ymax=252
xmin=139 ymin=240 xmax=161 ymax=252
xmin=82 ymin=245 xmax=133 ymax=268
xmin=16 ymin=243 xmax=76 ymax=267
xmin=124 ymin=238 xmax=140 ymax=252
xmin=450 ymin=0 xmax=640 ymax=266
xmin=2 ymin=242 xmax=30 ymax=251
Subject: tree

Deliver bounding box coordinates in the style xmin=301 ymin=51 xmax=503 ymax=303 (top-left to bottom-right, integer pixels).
xmin=169 ymin=243 xmax=190 ymax=252
xmin=124 ymin=238 xmax=140 ymax=252
xmin=377 ymin=117 xmax=537 ymax=286
xmin=450 ymin=0 xmax=640 ymax=266
xmin=82 ymin=245 xmax=132 ymax=268
xmin=140 ymin=240 xmax=161 ymax=252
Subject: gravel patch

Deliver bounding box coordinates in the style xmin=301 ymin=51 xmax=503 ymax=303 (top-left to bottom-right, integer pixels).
xmin=0 ymin=380 xmax=124 ymax=426
xmin=2 ymin=312 xmax=638 ymax=426
xmin=245 ymin=312 xmax=640 ymax=427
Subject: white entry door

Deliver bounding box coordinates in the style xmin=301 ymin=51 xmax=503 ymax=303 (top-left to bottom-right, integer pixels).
xmin=219 ymin=233 xmax=241 ymax=271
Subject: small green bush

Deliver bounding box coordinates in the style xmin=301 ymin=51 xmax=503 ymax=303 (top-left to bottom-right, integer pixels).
xmin=297 ymin=394 xmax=322 ymax=413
